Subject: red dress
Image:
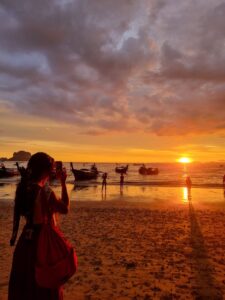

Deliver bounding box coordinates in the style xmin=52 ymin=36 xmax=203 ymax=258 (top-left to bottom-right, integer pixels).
xmin=8 ymin=185 xmax=64 ymax=300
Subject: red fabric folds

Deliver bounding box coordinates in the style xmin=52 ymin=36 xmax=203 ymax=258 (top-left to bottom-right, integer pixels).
xmin=35 ymin=224 xmax=77 ymax=289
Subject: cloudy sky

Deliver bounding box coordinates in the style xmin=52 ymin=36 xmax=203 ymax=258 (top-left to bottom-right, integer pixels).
xmin=0 ymin=0 xmax=225 ymax=162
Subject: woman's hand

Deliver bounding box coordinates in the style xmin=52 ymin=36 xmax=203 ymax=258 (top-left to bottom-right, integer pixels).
xmin=57 ymin=168 xmax=67 ymax=185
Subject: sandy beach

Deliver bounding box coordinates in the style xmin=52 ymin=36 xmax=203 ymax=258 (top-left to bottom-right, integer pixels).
xmin=1 ymin=197 xmax=225 ymax=300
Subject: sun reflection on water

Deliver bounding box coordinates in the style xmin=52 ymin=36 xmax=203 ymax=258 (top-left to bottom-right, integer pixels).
xmin=182 ymin=187 xmax=192 ymax=204
xmin=183 ymin=187 xmax=188 ymax=203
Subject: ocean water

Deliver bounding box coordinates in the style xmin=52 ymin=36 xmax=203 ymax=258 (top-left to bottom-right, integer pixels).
xmin=0 ymin=161 xmax=225 ymax=205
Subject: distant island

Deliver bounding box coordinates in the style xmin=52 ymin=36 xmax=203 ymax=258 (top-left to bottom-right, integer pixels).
xmin=0 ymin=151 xmax=31 ymax=161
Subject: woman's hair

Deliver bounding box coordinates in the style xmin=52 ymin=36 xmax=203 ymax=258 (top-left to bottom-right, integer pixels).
xmin=27 ymin=152 xmax=54 ymax=181
xmin=15 ymin=152 xmax=54 ymax=217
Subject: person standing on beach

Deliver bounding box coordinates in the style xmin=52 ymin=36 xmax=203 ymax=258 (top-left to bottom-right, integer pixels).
xmin=102 ymin=172 xmax=107 ymax=192
xmin=186 ymin=176 xmax=192 ymax=189
xmin=120 ymin=173 xmax=124 ymax=189
xmin=8 ymin=152 xmax=70 ymax=300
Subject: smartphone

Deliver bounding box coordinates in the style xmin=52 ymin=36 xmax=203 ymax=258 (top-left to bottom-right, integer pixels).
xmin=55 ymin=161 xmax=63 ymax=172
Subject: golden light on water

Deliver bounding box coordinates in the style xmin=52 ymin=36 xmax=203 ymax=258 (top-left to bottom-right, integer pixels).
xmin=178 ymin=157 xmax=192 ymax=164
xmin=182 ymin=187 xmax=192 ymax=203
xmin=183 ymin=187 xmax=188 ymax=203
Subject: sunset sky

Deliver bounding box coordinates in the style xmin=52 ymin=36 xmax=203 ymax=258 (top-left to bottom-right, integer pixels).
xmin=0 ymin=0 xmax=225 ymax=162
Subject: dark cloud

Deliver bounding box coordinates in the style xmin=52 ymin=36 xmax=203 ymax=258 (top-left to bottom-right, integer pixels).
xmin=0 ymin=0 xmax=225 ymax=136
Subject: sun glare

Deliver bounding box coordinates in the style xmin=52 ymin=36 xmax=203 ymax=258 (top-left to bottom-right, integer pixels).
xmin=178 ymin=157 xmax=192 ymax=164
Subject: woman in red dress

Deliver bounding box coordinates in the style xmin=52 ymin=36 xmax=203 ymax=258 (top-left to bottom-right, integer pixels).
xmin=8 ymin=152 xmax=70 ymax=300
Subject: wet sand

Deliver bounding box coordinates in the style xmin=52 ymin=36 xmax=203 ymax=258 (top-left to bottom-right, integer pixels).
xmin=1 ymin=198 xmax=225 ymax=299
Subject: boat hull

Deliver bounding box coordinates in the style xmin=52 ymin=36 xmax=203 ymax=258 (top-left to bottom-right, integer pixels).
xmin=72 ymin=169 xmax=98 ymax=181
xmin=0 ymin=168 xmax=19 ymax=178
xmin=139 ymin=167 xmax=159 ymax=175
xmin=115 ymin=166 xmax=128 ymax=174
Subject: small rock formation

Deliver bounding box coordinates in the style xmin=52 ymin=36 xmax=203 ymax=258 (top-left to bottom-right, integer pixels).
xmin=8 ymin=151 xmax=31 ymax=161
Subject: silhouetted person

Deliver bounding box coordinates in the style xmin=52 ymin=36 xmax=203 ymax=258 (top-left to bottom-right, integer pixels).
xmin=120 ymin=173 xmax=124 ymax=189
xmin=102 ymin=172 xmax=107 ymax=192
xmin=120 ymin=173 xmax=124 ymax=187
xmin=8 ymin=152 xmax=70 ymax=300
xmin=186 ymin=176 xmax=192 ymax=189
xmin=91 ymin=163 xmax=98 ymax=173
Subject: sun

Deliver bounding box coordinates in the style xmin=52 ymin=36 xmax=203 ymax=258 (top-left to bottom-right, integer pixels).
xmin=178 ymin=157 xmax=192 ymax=164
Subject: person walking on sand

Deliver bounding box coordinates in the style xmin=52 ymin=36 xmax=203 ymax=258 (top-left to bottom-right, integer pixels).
xmin=8 ymin=152 xmax=70 ymax=300
xmin=102 ymin=172 xmax=107 ymax=192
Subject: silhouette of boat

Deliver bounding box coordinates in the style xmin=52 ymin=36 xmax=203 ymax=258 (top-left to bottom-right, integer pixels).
xmin=139 ymin=165 xmax=159 ymax=175
xmin=70 ymin=163 xmax=98 ymax=181
xmin=0 ymin=166 xmax=19 ymax=178
xmin=115 ymin=165 xmax=128 ymax=174
xmin=90 ymin=163 xmax=99 ymax=174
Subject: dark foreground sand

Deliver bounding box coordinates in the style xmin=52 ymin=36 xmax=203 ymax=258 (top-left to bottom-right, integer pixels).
xmin=1 ymin=200 xmax=225 ymax=299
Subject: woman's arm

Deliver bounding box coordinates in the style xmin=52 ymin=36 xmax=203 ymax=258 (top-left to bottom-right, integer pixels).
xmin=50 ymin=169 xmax=69 ymax=214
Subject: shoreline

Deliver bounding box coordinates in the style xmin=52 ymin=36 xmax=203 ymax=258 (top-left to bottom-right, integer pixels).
xmin=1 ymin=178 xmax=225 ymax=188
xmin=1 ymin=200 xmax=225 ymax=299
xmin=1 ymin=183 xmax=225 ymax=207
